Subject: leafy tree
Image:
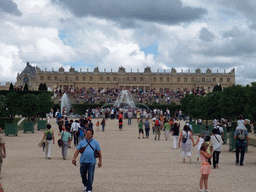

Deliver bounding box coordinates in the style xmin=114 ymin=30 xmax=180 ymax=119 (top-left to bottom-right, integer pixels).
xmin=180 ymin=94 xmax=196 ymax=115
xmin=212 ymin=84 xmax=222 ymax=92
xmin=219 ymin=85 xmax=247 ymax=119
xmin=38 ymin=83 xmax=48 ymax=91
xmin=21 ymin=94 xmax=39 ymax=121
xmin=24 ymin=83 xmax=28 ymax=91
xmin=6 ymin=92 xmax=22 ymax=120
xmin=37 ymin=93 xmax=54 ymax=119
xmin=9 ymin=83 xmax=14 ymax=91
xmin=245 ymin=82 xmax=256 ymax=121
xmin=204 ymin=91 xmax=222 ymax=121
xmin=0 ymin=95 xmax=6 ymax=116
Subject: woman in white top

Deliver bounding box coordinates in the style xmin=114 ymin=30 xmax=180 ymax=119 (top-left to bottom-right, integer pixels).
xmin=178 ymin=125 xmax=195 ymax=163
xmin=236 ymin=114 xmax=247 ymax=131
xmin=210 ymin=129 xmax=223 ymax=169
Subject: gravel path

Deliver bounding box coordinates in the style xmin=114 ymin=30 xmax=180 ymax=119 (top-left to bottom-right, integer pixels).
xmin=2 ymin=118 xmax=256 ymax=192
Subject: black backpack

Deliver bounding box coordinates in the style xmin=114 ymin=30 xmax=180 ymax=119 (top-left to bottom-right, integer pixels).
xmin=237 ymin=130 xmax=246 ymax=141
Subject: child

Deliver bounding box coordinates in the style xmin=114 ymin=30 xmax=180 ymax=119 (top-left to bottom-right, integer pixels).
xmin=193 ymin=135 xmax=204 ymax=162
xmin=101 ymin=118 xmax=106 ymax=132
xmin=152 ymin=120 xmax=156 ymax=135
xmin=199 ymin=142 xmax=213 ymax=192
xmin=236 ymin=114 xmax=247 ymax=131
xmin=96 ymin=121 xmax=100 ymax=132
xmin=204 ymin=136 xmax=212 ymax=165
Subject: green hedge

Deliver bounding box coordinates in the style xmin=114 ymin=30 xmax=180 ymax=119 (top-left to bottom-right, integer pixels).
xmin=0 ymin=118 xmax=21 ymax=129
xmin=0 ymin=90 xmax=53 ymax=96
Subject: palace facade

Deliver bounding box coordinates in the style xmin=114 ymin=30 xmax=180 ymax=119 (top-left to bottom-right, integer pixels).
xmin=16 ymin=62 xmax=235 ymax=92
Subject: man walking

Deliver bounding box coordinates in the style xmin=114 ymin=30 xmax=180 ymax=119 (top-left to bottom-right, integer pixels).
xmin=234 ymin=127 xmax=249 ymax=166
xmin=72 ymin=129 xmax=102 ymax=192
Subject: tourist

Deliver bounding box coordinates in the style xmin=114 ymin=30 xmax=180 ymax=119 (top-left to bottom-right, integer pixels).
xmin=0 ymin=181 xmax=4 ymax=192
xmin=204 ymin=136 xmax=212 ymax=165
xmin=236 ymin=114 xmax=247 ymax=131
xmin=59 ymin=127 xmax=71 ymax=160
xmin=202 ymin=126 xmax=211 ymax=140
xmin=136 ymin=109 xmax=141 ymax=123
xmin=101 ymin=118 xmax=106 ymax=132
xmin=42 ymin=124 xmax=55 ymax=160
xmin=0 ymin=127 xmax=6 ymax=178
xmin=58 ymin=116 xmax=64 ymax=133
xmin=152 ymin=119 xmax=156 ymax=135
xmin=193 ymin=135 xmax=204 ymax=162
xmin=70 ymin=120 xmax=80 ymax=147
xmin=78 ymin=123 xmax=86 ymax=144
xmin=118 ymin=112 xmax=123 ymax=131
xmin=211 ymin=129 xmax=223 ymax=168
xmin=163 ymin=119 xmax=171 ymax=141
xmin=154 ymin=118 xmax=161 ymax=141
xmin=96 ymin=121 xmax=99 ymax=132
xmin=127 ymin=110 xmax=132 ymax=125
xmin=172 ymin=122 xmax=180 ymax=149
xmin=199 ymin=142 xmax=213 ymax=192
xmin=178 ymin=125 xmax=194 ymax=163
xmin=138 ymin=119 xmax=145 ymax=139
xmin=144 ymin=118 xmax=150 ymax=138
xmin=72 ymin=129 xmax=102 ymax=192
xmin=234 ymin=118 xmax=249 ymax=166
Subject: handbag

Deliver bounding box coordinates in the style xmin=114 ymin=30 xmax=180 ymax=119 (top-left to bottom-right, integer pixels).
xmin=58 ymin=132 xmax=64 ymax=147
xmin=87 ymin=141 xmax=100 ymax=158
xmin=182 ymin=132 xmax=188 ymax=143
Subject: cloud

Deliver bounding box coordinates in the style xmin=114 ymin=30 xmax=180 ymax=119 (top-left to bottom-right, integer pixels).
xmin=0 ymin=0 xmax=22 ymax=16
xmin=222 ymin=26 xmax=244 ymax=38
xmin=51 ymin=0 xmax=207 ymax=26
xmin=199 ymin=27 xmax=215 ymax=42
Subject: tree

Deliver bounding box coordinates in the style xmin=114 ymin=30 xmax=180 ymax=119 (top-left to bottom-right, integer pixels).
xmin=212 ymin=84 xmax=222 ymax=92
xmin=37 ymin=93 xmax=54 ymax=119
xmin=21 ymin=94 xmax=39 ymax=121
xmin=180 ymin=94 xmax=196 ymax=115
xmin=245 ymin=82 xmax=256 ymax=121
xmin=6 ymin=92 xmax=22 ymax=120
xmin=9 ymin=83 xmax=14 ymax=91
xmin=24 ymin=83 xmax=28 ymax=91
xmin=0 ymin=95 xmax=6 ymax=116
xmin=219 ymin=85 xmax=247 ymax=119
xmin=38 ymin=83 xmax=47 ymax=91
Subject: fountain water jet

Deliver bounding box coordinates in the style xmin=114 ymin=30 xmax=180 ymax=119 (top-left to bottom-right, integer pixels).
xmin=61 ymin=93 xmax=71 ymax=115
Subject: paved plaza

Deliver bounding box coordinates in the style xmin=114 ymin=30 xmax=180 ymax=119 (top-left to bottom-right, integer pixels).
xmin=2 ymin=118 xmax=256 ymax=192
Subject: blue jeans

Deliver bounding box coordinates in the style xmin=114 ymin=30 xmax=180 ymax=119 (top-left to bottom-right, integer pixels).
xmin=102 ymin=125 xmax=105 ymax=132
xmin=236 ymin=142 xmax=246 ymax=164
xmin=80 ymin=163 xmax=96 ymax=191
xmin=128 ymin=118 xmax=131 ymax=125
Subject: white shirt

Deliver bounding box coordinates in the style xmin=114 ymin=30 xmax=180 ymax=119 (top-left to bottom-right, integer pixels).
xmin=211 ymin=134 xmax=223 ymax=151
xmin=71 ymin=122 xmax=80 ymax=132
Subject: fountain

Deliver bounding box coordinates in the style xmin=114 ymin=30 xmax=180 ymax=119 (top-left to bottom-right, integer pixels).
xmin=61 ymin=93 xmax=71 ymax=116
xmin=102 ymin=90 xmax=151 ymax=111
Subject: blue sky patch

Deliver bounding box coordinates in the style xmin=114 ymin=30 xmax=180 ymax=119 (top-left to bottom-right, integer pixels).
xmin=140 ymin=42 xmax=160 ymax=57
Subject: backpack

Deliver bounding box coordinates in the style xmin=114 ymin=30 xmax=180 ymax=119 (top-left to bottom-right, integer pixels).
xmin=46 ymin=130 xmax=53 ymax=140
xmin=237 ymin=130 xmax=246 ymax=141
xmin=155 ymin=120 xmax=159 ymax=126
xmin=213 ymin=127 xmax=221 ymax=135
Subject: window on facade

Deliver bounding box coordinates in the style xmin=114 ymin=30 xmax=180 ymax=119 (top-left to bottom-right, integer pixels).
xmin=100 ymin=77 xmax=103 ymax=81
xmin=47 ymin=76 xmax=51 ymax=81
xmin=133 ymin=77 xmax=136 ymax=81
xmin=140 ymin=77 xmax=144 ymax=81
xmin=160 ymin=77 xmax=163 ymax=81
xmin=76 ymin=76 xmax=79 ymax=81
xmin=202 ymin=78 xmax=205 ymax=82
xmin=113 ymin=77 xmax=117 ymax=81
xmin=220 ymin=78 xmax=223 ymax=82
xmin=107 ymin=77 xmax=110 ymax=81
xmin=126 ymin=77 xmax=130 ymax=81
xmin=191 ymin=77 xmax=194 ymax=82
xmin=54 ymin=76 xmax=58 ymax=81
xmin=177 ymin=77 xmax=180 ymax=82
xmin=83 ymin=76 xmax=86 ymax=81
xmin=167 ymin=77 xmax=170 ymax=81
xmin=65 ymin=76 xmax=68 ymax=81
xmin=184 ymin=77 xmax=187 ymax=82
xmin=90 ymin=76 xmax=93 ymax=81
xmin=213 ymin=78 xmax=216 ymax=82
xmin=40 ymin=76 xmax=44 ymax=81
xmin=227 ymin=78 xmax=230 ymax=82
xmin=153 ymin=77 xmax=156 ymax=81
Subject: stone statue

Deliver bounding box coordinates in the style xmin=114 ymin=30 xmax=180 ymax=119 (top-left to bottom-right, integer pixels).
xmin=144 ymin=66 xmax=151 ymax=73
xmin=206 ymin=68 xmax=211 ymax=73
xmin=94 ymin=67 xmax=99 ymax=73
xmin=171 ymin=68 xmax=176 ymax=73
xmin=118 ymin=66 xmax=126 ymax=73
xmin=195 ymin=68 xmax=201 ymax=73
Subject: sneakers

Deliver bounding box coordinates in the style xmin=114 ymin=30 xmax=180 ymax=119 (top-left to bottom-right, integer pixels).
xmin=83 ymin=186 xmax=86 ymax=191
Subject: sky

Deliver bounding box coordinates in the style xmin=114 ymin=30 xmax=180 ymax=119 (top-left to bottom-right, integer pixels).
xmin=1 ymin=0 xmax=256 ymax=86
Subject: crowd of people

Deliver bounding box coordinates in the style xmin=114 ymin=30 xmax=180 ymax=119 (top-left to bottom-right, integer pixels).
xmin=53 ymin=86 xmax=207 ymax=105
xmin=40 ymin=108 xmax=251 ymax=192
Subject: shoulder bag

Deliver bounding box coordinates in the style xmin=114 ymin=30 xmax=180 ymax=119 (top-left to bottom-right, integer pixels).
xmin=57 ymin=132 xmax=64 ymax=147
xmin=87 ymin=141 xmax=100 ymax=158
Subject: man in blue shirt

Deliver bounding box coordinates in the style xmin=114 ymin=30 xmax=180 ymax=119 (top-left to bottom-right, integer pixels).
xmin=234 ymin=128 xmax=249 ymax=166
xmin=72 ymin=129 xmax=102 ymax=192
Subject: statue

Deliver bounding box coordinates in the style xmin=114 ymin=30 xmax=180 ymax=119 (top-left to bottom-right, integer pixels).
xmin=144 ymin=66 xmax=151 ymax=73
xmin=171 ymin=68 xmax=176 ymax=73
xmin=94 ymin=67 xmax=99 ymax=73
xmin=118 ymin=66 xmax=126 ymax=73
